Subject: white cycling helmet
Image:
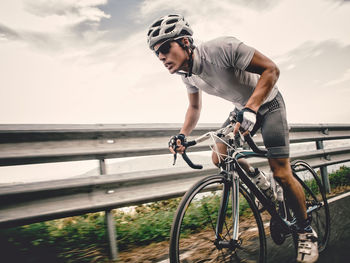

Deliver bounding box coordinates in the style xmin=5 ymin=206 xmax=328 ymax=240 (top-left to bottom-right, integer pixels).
xmin=147 ymin=14 xmax=193 ymax=50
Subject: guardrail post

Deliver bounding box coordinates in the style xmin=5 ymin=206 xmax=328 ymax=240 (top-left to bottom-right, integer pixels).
xmin=99 ymin=159 xmax=118 ymax=261
xmin=316 ymin=141 xmax=331 ymax=193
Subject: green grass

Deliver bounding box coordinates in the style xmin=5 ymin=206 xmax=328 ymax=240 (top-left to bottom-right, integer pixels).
xmin=0 ymin=166 xmax=349 ymax=263
xmin=0 ymin=200 xmax=180 ymax=263
xmin=329 ymin=166 xmax=350 ymax=187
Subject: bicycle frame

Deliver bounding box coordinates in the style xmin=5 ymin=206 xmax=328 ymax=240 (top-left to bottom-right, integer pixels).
xmin=237 ymin=154 xmax=289 ymax=228
xmin=170 ymin=121 xmax=330 ymax=263
xmin=216 ymin=151 xmax=327 ymax=248
xmin=180 ymin=123 xmax=325 ymax=248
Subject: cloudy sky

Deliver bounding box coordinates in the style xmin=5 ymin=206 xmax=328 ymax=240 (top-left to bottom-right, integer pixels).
xmin=1 ymin=0 xmax=350 ymax=124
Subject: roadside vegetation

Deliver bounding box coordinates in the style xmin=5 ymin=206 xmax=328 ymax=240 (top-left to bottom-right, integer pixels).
xmin=0 ymin=166 xmax=349 ymax=263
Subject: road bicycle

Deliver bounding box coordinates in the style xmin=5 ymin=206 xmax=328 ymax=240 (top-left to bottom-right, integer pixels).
xmin=169 ymin=120 xmax=330 ymax=263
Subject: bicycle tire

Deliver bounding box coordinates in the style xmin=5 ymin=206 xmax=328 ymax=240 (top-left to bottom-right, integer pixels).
xmin=291 ymin=160 xmax=331 ymax=252
xmin=169 ymin=174 xmax=267 ymax=263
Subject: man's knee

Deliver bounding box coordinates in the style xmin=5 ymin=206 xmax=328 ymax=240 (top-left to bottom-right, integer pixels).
xmin=211 ymin=143 xmax=227 ymax=167
xmin=212 ymin=152 xmax=220 ymax=167
xmin=269 ymin=158 xmax=292 ymax=184
xmin=269 ymin=157 xmax=290 ymax=171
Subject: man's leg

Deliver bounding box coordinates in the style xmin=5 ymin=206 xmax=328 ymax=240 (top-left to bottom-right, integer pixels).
xmin=261 ymin=92 xmax=318 ymax=262
xmin=258 ymin=92 xmax=307 ymax=219
xmin=213 ymin=145 xmax=309 ymax=223
xmin=268 ymin=157 xmax=307 ymax=222
xmin=269 ymin=157 xmax=319 ymax=263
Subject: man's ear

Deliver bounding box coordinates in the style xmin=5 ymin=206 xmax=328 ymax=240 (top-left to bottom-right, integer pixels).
xmin=182 ymin=37 xmax=190 ymax=46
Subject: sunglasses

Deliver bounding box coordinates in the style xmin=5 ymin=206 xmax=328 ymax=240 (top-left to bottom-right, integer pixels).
xmin=154 ymin=40 xmax=173 ymax=56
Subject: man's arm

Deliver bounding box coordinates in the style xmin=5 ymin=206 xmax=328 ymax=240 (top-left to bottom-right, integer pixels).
xmin=169 ymin=91 xmax=202 ymax=155
xmin=180 ymin=91 xmax=202 ymax=136
xmin=233 ymin=49 xmax=280 ymax=135
xmin=244 ymin=50 xmax=280 ymax=112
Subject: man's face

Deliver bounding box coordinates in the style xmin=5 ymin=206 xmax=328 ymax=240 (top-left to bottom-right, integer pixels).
xmin=154 ymin=39 xmax=188 ymax=74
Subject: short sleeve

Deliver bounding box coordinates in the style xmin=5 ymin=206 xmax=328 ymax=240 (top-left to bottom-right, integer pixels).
xmin=181 ymin=75 xmax=199 ymax=94
xmin=234 ymin=41 xmax=255 ymax=70
xmin=218 ymin=37 xmax=255 ymax=70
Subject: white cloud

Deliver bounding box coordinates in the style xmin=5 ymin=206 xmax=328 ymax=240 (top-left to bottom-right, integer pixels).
xmin=0 ymin=0 xmax=111 ymax=52
xmin=0 ymin=0 xmax=349 ymax=124
xmin=140 ymin=0 xmax=350 ymax=56
xmin=275 ymin=40 xmax=350 ymax=123
xmin=323 ymin=69 xmax=350 ymax=87
xmin=24 ymin=0 xmax=110 ymax=22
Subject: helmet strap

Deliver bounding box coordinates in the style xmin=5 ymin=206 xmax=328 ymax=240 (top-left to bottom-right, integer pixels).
xmin=175 ymin=39 xmax=195 ymax=77
xmin=187 ymin=48 xmax=194 ymax=77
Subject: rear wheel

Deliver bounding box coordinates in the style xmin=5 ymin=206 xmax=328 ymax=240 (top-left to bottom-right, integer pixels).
xmin=291 ymin=160 xmax=331 ymax=252
xmin=169 ymin=174 xmax=267 ymax=262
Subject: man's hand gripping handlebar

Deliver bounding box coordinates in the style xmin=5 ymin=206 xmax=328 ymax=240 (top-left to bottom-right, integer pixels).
xmin=168 ymin=134 xmax=203 ymax=169
xmin=169 ymin=118 xmax=267 ymax=170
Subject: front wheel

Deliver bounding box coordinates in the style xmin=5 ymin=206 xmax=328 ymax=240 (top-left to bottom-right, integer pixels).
xmin=291 ymin=160 xmax=331 ymax=252
xmin=169 ymin=174 xmax=267 ymax=263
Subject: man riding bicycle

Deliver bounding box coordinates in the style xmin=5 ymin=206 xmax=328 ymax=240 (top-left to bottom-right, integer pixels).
xmin=147 ymin=14 xmax=318 ymax=263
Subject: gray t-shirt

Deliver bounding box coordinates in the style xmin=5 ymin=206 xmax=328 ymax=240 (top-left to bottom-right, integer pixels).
xmin=181 ymin=36 xmax=278 ymax=110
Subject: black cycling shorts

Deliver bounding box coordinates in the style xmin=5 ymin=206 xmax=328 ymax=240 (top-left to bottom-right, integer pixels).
xmin=218 ymin=92 xmax=290 ymax=159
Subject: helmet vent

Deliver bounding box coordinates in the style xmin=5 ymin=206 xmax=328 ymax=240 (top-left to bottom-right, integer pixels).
xmin=151 ymin=20 xmax=162 ymax=27
xmin=180 ymin=29 xmax=190 ymax=36
xmin=152 ymin=28 xmax=160 ymax=37
xmin=166 ymin=19 xmax=179 ymax=24
xmin=147 ymin=30 xmax=152 ymax=36
xmin=165 ymin=25 xmax=176 ymax=33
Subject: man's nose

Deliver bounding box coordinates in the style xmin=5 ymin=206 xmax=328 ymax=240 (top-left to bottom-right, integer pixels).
xmin=158 ymin=52 xmax=166 ymax=61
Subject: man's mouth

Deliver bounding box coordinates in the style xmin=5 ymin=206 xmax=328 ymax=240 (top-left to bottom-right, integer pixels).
xmin=165 ymin=62 xmax=173 ymax=70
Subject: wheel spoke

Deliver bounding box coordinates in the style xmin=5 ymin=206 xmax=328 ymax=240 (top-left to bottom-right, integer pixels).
xmin=170 ymin=174 xmax=266 ymax=262
xmin=292 ymin=161 xmax=330 ymax=252
xmin=223 ymin=220 xmax=233 ymax=240
xmin=203 ymin=203 xmax=217 ymax=234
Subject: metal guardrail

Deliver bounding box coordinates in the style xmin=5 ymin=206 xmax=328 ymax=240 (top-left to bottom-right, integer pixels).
xmin=1 ymin=123 xmax=349 ymax=166
xmin=0 ymin=123 xmax=350 ymax=260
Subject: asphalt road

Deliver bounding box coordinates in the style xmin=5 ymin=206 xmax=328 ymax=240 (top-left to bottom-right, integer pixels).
xmin=317 ymin=192 xmax=350 ymax=263
xmin=153 ymin=192 xmax=350 ymax=263
xmin=265 ymin=192 xmax=350 ymax=263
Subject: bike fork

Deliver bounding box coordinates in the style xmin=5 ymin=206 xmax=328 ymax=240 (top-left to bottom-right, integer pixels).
xmin=215 ymin=171 xmax=241 ymax=249
xmin=231 ymin=171 xmax=240 ymax=241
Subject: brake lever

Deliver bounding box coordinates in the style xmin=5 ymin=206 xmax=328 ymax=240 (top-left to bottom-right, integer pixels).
xmin=171 ymin=144 xmax=178 ymax=165
xmin=171 ymin=140 xmax=202 ymax=169
xmin=172 ymin=153 xmax=177 ymax=165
